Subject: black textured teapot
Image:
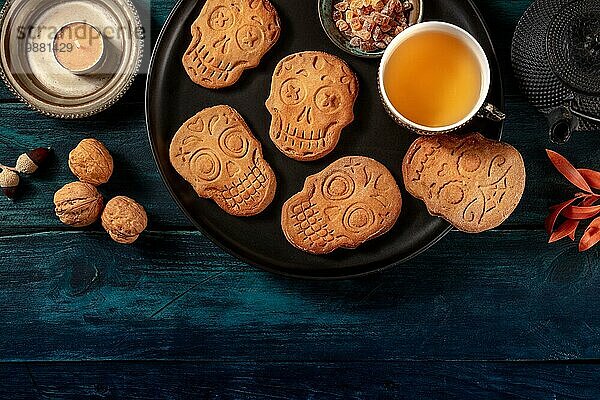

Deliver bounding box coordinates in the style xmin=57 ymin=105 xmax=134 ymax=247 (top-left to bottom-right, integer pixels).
xmin=512 ymin=0 xmax=600 ymax=143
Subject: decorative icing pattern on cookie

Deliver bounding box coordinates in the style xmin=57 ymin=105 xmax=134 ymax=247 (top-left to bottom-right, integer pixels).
xmin=402 ymin=133 xmax=526 ymax=233
xmin=170 ymin=105 xmax=277 ymax=216
xmin=266 ymin=51 xmax=359 ymax=161
xmin=183 ymin=0 xmax=281 ymax=89
xmin=282 ymin=156 xmax=402 ymax=254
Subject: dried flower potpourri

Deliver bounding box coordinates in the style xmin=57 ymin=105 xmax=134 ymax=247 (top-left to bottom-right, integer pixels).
xmin=544 ymin=150 xmax=600 ymax=251
xmin=333 ymin=0 xmax=414 ymax=52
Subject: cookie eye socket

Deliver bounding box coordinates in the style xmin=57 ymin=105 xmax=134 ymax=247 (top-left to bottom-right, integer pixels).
xmin=280 ymin=78 xmax=306 ymax=106
xmin=208 ymin=6 xmax=235 ymax=30
xmin=343 ymin=203 xmax=375 ymax=234
xmin=219 ymin=130 xmax=249 ymax=158
xmin=322 ymin=171 xmax=355 ymax=200
xmin=314 ymin=86 xmax=343 ymax=114
xmin=439 ymin=182 xmax=465 ymax=205
xmin=236 ymin=24 xmax=264 ymax=52
xmin=458 ymin=152 xmax=482 ymax=174
xmin=190 ymin=148 xmax=221 ymax=182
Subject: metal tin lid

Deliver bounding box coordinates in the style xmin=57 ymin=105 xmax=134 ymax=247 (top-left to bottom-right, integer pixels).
xmin=0 ymin=0 xmax=144 ymax=118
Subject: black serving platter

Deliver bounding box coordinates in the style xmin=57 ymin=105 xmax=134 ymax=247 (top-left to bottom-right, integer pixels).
xmin=146 ymin=0 xmax=504 ymax=279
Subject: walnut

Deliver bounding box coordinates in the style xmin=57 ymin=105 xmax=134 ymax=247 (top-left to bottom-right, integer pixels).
xmin=101 ymin=196 xmax=148 ymax=244
xmin=54 ymin=181 xmax=104 ymax=227
xmin=69 ymin=138 xmax=113 ymax=186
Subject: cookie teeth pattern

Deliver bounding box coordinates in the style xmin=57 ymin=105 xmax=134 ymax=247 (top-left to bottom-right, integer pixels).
xmin=289 ymin=202 xmax=335 ymax=248
xmin=280 ymin=123 xmax=328 ymax=150
xmin=221 ymin=163 xmax=269 ymax=211
xmin=187 ymin=46 xmax=234 ymax=83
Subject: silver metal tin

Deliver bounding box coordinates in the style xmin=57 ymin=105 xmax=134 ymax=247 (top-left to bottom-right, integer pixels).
xmin=0 ymin=0 xmax=144 ymax=118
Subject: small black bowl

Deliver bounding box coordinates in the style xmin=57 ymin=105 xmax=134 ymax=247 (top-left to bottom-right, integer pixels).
xmin=318 ymin=0 xmax=423 ymax=58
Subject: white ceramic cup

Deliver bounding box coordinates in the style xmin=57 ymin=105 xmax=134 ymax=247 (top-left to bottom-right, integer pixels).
xmin=378 ymin=21 xmax=505 ymax=135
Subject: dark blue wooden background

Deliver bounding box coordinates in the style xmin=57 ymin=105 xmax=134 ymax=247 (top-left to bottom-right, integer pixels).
xmin=1 ymin=0 xmax=600 ymax=398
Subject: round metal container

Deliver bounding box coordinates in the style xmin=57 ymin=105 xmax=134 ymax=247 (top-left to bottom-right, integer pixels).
xmin=0 ymin=0 xmax=144 ymax=118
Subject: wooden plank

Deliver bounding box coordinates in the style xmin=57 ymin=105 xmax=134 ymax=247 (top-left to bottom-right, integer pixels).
xmin=475 ymin=0 xmax=533 ymax=97
xmin=1 ymin=99 xmax=599 ymax=232
xmin=0 ymin=0 xmax=535 ymax=102
xmin=1 ymin=361 xmax=599 ymax=399
xmin=0 ymin=229 xmax=598 ymax=362
xmin=0 ymin=101 xmax=191 ymax=230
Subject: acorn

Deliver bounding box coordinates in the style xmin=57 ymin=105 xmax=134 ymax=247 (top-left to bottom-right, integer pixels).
xmin=0 ymin=168 xmax=20 ymax=200
xmin=15 ymin=147 xmax=51 ymax=175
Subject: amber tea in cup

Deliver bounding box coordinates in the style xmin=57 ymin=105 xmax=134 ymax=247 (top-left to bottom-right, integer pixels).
xmin=379 ymin=22 xmax=502 ymax=134
xmin=384 ymin=30 xmax=482 ymax=127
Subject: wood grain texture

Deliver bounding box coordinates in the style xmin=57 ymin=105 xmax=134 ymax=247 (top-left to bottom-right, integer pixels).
xmin=0 ymin=102 xmax=190 ymax=230
xmin=1 ymin=361 xmax=599 ymax=399
xmin=0 ymin=230 xmax=598 ymax=362
xmin=1 ymin=98 xmax=599 ymax=232
xmin=0 ymin=0 xmax=599 ymax=396
xmin=0 ymin=0 xmax=596 ymax=233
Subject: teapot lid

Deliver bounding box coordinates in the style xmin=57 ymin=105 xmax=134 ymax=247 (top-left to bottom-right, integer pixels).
xmin=547 ymin=0 xmax=600 ymax=95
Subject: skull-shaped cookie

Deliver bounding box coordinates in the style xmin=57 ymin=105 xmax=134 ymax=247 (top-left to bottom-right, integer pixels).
xmin=266 ymin=51 xmax=359 ymax=161
xmin=282 ymin=156 xmax=402 ymax=254
xmin=183 ymin=0 xmax=281 ymax=89
xmin=403 ymin=133 xmax=526 ymax=233
xmin=170 ymin=105 xmax=277 ymax=216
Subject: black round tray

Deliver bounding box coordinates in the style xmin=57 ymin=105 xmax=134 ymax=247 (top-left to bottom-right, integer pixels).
xmin=146 ymin=0 xmax=504 ymax=279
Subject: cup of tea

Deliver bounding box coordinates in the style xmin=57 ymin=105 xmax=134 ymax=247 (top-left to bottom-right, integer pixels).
xmin=378 ymin=21 xmax=505 ymax=135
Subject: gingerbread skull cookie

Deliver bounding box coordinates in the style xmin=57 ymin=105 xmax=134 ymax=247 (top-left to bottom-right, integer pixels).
xmin=403 ymin=133 xmax=526 ymax=233
xmin=266 ymin=51 xmax=359 ymax=161
xmin=170 ymin=105 xmax=277 ymax=216
xmin=282 ymin=156 xmax=402 ymax=254
xmin=183 ymin=0 xmax=281 ymax=89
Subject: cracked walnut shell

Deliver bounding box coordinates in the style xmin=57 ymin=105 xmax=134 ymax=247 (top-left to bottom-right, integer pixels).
xmin=54 ymin=182 xmax=104 ymax=227
xmin=101 ymin=196 xmax=148 ymax=244
xmin=69 ymin=138 xmax=114 ymax=186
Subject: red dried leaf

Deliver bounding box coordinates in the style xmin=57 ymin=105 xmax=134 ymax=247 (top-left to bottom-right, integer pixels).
xmin=580 ymin=196 xmax=599 ymax=206
xmin=545 ymin=197 xmax=578 ymax=234
xmin=569 ymin=228 xmax=576 ymax=241
xmin=579 ymin=169 xmax=600 ymax=190
xmin=549 ymin=219 xmax=579 ymax=243
xmin=579 ymin=215 xmax=600 ymax=251
xmin=548 ymin=193 xmax=600 ymax=243
xmin=561 ymin=205 xmax=600 ymax=220
xmin=546 ymin=150 xmax=593 ymax=193
xmin=563 ymin=196 xmax=600 ymax=240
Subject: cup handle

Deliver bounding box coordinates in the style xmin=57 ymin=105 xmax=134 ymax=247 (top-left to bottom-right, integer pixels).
xmin=476 ymin=102 xmax=506 ymax=122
